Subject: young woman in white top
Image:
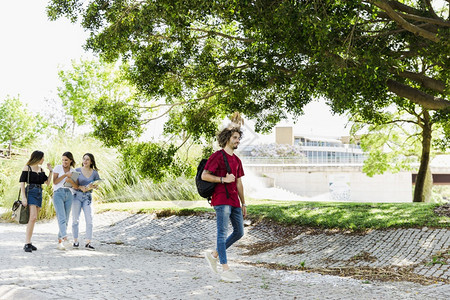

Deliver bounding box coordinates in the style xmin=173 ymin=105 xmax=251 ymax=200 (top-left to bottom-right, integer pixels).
xmin=52 ymin=151 xmax=78 ymax=250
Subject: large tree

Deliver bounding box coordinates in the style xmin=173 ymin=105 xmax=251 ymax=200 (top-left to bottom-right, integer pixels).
xmin=57 ymin=58 xmax=143 ymax=142
xmin=351 ymin=104 xmax=448 ymax=202
xmin=0 ymin=96 xmax=45 ymax=157
xmin=47 ymin=0 xmax=449 ymax=200
xmin=58 ymin=58 xmax=191 ymax=180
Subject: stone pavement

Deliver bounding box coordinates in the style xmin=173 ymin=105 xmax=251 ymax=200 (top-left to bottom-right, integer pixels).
xmin=0 ymin=211 xmax=449 ymax=299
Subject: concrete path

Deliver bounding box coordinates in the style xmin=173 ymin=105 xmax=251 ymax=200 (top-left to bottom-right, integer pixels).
xmin=0 ymin=211 xmax=449 ymax=299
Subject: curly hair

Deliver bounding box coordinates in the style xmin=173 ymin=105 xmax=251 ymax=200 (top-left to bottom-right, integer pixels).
xmin=217 ymin=126 xmax=243 ymax=148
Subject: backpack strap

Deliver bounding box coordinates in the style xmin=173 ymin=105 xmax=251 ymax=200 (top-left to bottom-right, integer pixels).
xmin=221 ymin=150 xmax=231 ymax=199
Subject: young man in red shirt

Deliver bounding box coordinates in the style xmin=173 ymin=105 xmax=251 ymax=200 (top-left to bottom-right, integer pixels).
xmin=202 ymin=125 xmax=247 ymax=282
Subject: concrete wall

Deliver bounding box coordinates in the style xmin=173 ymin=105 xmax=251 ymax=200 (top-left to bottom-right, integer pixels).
xmin=275 ymin=127 xmax=294 ymax=146
xmin=245 ymin=165 xmax=412 ymax=202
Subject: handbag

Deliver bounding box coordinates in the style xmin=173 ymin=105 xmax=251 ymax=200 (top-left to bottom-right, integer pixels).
xmin=12 ymin=198 xmax=29 ymax=224
xmin=12 ymin=166 xmax=31 ymax=224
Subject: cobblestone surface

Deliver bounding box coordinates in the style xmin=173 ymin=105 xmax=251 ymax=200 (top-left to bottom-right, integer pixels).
xmin=0 ymin=211 xmax=449 ymax=299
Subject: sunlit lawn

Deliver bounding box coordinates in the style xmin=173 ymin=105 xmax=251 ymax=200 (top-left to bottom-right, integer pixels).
xmin=96 ymin=200 xmax=450 ymax=230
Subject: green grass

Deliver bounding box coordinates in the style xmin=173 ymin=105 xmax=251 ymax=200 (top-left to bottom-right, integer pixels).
xmin=95 ymin=200 xmax=450 ymax=230
xmin=245 ymin=201 xmax=449 ymax=230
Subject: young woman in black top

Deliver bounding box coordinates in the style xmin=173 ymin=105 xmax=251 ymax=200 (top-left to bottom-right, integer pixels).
xmin=20 ymin=150 xmax=53 ymax=252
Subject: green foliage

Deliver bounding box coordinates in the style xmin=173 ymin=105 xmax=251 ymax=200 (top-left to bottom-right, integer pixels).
xmin=99 ymin=176 xmax=198 ymax=203
xmin=357 ymin=120 xmax=419 ymax=177
xmin=0 ymin=159 xmax=20 ymax=203
xmin=432 ymin=111 xmax=450 ymax=151
xmin=57 ymin=59 xmax=136 ymax=125
xmin=121 ymin=142 xmax=179 ymax=182
xmin=47 ymin=1 xmax=449 ymax=123
xmin=57 ymin=58 xmax=145 ymax=138
xmin=47 ymin=1 xmax=449 ymax=182
xmin=91 ymin=97 xmax=143 ymax=147
xmin=353 ymin=106 xmax=448 ymax=185
xmin=0 ymin=133 xmax=202 ymax=220
xmin=201 ymin=145 xmax=214 ymax=160
xmin=0 ymin=96 xmax=46 ymax=148
xmin=432 ymin=186 xmax=450 ymax=203
xmin=56 ymin=58 xmax=201 ymax=181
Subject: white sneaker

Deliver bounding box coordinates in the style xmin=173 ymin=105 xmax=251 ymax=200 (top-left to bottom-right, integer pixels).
xmin=220 ymin=270 xmax=242 ymax=282
xmin=57 ymin=242 xmax=66 ymax=251
xmin=62 ymin=239 xmax=71 ymax=249
xmin=204 ymin=250 xmax=218 ymax=274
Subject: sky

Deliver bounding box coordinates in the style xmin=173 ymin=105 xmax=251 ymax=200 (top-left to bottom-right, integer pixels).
xmin=0 ymin=0 xmax=92 ymax=108
xmin=0 ymin=0 xmax=351 ymax=143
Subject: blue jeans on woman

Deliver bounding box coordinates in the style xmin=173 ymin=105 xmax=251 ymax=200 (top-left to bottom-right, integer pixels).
xmin=53 ymin=188 xmax=73 ymax=240
xmin=72 ymin=192 xmax=93 ymax=240
xmin=214 ymin=205 xmax=244 ymax=265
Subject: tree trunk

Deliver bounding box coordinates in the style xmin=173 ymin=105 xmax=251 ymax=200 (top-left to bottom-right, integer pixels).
xmin=72 ymin=117 xmax=76 ymax=138
xmin=413 ymin=110 xmax=432 ymax=202
xmin=423 ymin=163 xmax=433 ymax=203
xmin=7 ymin=140 xmax=11 ymax=158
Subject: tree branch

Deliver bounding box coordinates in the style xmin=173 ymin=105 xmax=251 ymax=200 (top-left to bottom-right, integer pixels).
xmin=376 ymin=10 xmax=448 ymax=27
xmin=141 ymin=103 xmax=176 ymax=123
xmin=395 ymin=11 xmax=449 ymax=27
xmin=386 ymin=79 xmax=450 ymax=110
xmin=386 ymin=1 xmax=426 ymax=15
xmin=190 ymin=28 xmax=255 ymax=43
xmin=370 ymin=0 xmax=440 ymax=42
xmin=390 ymin=68 xmax=446 ymax=93
xmin=384 ymin=119 xmax=419 ymax=125
xmin=139 ymin=89 xmax=230 ymax=123
xmin=361 ymin=22 xmax=435 ymax=38
xmin=137 ymin=89 xmax=230 ymax=110
xmin=424 ymin=0 xmax=440 ymax=19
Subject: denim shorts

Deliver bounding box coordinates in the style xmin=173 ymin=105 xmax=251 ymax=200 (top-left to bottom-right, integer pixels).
xmin=26 ymin=185 xmax=43 ymax=208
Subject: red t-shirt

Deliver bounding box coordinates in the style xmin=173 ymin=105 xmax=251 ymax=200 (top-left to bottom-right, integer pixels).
xmin=204 ymin=150 xmax=244 ymax=207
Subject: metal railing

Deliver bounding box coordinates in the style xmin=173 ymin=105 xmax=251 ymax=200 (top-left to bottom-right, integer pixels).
xmin=0 ymin=144 xmax=29 ymax=158
xmin=241 ymin=155 xmax=367 ymax=165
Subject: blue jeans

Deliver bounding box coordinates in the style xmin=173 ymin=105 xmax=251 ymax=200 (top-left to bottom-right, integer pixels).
xmin=214 ymin=205 xmax=244 ymax=265
xmin=53 ymin=188 xmax=73 ymax=240
xmin=72 ymin=192 xmax=93 ymax=240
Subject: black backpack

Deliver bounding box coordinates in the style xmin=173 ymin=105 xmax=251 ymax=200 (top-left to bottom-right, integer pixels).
xmin=196 ymin=150 xmax=231 ymax=203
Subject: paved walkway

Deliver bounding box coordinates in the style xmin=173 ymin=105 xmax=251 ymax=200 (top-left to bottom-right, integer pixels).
xmin=0 ymin=211 xmax=449 ymax=299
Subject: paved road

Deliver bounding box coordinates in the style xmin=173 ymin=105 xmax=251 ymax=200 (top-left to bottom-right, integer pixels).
xmin=0 ymin=211 xmax=449 ymax=299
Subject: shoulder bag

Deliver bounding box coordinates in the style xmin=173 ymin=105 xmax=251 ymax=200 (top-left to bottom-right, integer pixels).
xmin=12 ymin=166 xmax=31 ymax=224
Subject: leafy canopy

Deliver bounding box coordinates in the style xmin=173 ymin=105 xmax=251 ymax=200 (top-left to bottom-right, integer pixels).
xmin=0 ymin=96 xmax=46 ymax=148
xmin=47 ymin=1 xmax=449 ymax=131
xmin=47 ymin=0 xmax=449 ymax=182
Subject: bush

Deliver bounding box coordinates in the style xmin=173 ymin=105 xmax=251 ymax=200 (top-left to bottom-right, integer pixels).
xmin=250 ymin=143 xmax=304 ymax=158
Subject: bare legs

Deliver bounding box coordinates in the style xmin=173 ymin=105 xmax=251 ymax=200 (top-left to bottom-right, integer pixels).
xmin=25 ymin=205 xmax=40 ymax=244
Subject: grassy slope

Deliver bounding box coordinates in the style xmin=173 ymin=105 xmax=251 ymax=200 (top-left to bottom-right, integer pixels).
xmin=96 ymin=200 xmax=450 ymax=230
